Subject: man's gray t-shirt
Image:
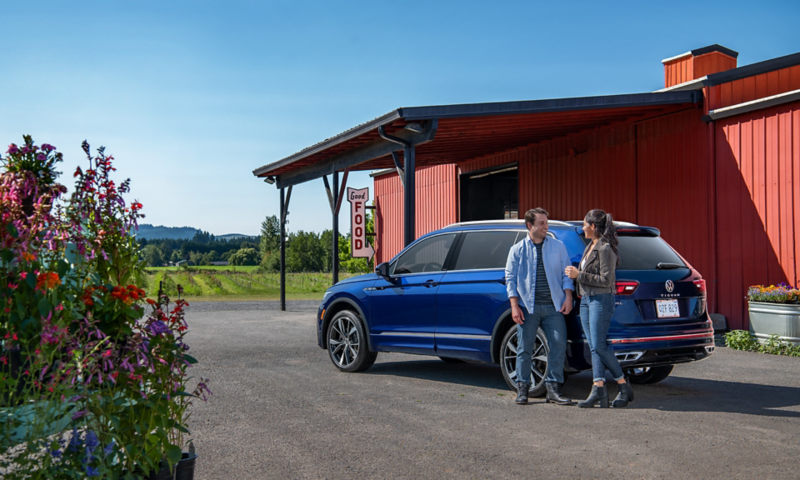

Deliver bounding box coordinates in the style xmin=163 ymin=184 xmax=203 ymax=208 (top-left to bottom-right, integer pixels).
xmin=533 ymin=241 xmax=552 ymax=304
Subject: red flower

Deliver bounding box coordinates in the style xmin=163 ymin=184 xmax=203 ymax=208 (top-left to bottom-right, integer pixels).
xmin=36 ymin=272 xmax=60 ymax=290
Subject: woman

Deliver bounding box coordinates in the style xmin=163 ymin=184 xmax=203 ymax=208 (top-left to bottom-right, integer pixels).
xmin=565 ymin=209 xmax=633 ymax=408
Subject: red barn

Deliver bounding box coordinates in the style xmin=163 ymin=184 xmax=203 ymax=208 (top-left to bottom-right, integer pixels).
xmin=254 ymin=44 xmax=800 ymax=329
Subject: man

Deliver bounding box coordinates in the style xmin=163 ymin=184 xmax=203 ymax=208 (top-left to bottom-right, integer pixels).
xmin=505 ymin=207 xmax=574 ymax=405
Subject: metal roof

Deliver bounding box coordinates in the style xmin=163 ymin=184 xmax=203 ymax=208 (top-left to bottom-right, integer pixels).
xmin=253 ymin=90 xmax=702 ymax=186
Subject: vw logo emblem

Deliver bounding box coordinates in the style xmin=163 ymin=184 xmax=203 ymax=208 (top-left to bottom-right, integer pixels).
xmin=665 ymin=280 xmax=674 ymax=293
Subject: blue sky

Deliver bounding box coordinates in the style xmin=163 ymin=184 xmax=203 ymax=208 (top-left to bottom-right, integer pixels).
xmin=2 ymin=1 xmax=798 ymax=236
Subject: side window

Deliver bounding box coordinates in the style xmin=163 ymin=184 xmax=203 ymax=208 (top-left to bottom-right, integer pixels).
xmin=392 ymin=233 xmax=457 ymax=275
xmin=452 ymin=231 xmax=519 ymax=271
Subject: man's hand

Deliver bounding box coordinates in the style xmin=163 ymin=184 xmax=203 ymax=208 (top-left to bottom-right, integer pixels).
xmin=510 ymin=297 xmax=525 ymax=325
xmin=559 ymin=290 xmax=573 ymax=315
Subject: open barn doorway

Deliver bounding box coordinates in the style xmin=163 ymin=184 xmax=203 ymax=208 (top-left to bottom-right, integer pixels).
xmin=459 ymin=164 xmax=518 ymax=221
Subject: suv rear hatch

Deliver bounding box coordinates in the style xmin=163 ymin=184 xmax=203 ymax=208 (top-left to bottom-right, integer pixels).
xmin=580 ymin=226 xmax=707 ymax=326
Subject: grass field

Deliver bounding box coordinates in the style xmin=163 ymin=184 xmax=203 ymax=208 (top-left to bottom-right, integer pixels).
xmin=144 ymin=268 xmax=358 ymax=302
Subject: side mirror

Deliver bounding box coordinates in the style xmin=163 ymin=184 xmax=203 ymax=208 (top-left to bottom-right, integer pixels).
xmin=375 ymin=262 xmax=391 ymax=278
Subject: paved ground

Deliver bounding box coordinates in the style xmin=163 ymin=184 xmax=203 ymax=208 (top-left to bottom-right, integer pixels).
xmin=185 ymin=301 xmax=800 ymax=479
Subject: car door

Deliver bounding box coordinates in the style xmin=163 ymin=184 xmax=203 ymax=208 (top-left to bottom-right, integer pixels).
xmin=434 ymin=230 xmax=523 ymax=362
xmin=368 ymin=232 xmax=458 ymax=355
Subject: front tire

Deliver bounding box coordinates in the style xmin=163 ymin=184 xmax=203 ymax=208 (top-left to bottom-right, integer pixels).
xmin=625 ymin=365 xmax=673 ymax=384
xmin=326 ymin=310 xmax=377 ymax=373
xmin=499 ymin=326 xmax=549 ymax=398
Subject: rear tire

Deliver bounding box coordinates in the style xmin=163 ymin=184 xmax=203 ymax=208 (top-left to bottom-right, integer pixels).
xmin=326 ymin=310 xmax=377 ymax=373
xmin=625 ymin=365 xmax=673 ymax=384
xmin=499 ymin=326 xmax=550 ymax=398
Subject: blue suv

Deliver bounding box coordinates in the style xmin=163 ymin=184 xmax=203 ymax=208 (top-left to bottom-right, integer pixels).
xmin=317 ymin=220 xmax=715 ymax=396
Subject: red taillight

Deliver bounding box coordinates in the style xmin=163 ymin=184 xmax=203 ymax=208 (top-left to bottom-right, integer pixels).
xmin=694 ymin=279 xmax=707 ymax=296
xmin=615 ymin=281 xmax=639 ymax=295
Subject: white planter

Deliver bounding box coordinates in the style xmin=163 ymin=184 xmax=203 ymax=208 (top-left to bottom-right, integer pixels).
xmin=748 ymin=301 xmax=800 ymax=345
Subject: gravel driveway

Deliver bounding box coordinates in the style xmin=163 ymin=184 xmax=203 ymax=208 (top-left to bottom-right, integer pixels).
xmin=185 ymin=301 xmax=800 ymax=479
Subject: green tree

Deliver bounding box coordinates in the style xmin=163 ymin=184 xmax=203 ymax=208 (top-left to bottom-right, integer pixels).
xmin=143 ymin=244 xmax=165 ymax=267
xmin=189 ymin=250 xmax=206 ymax=266
xmin=260 ymin=215 xmax=280 ymax=258
xmin=287 ymin=231 xmax=324 ymax=272
xmin=229 ymin=247 xmax=260 ymax=266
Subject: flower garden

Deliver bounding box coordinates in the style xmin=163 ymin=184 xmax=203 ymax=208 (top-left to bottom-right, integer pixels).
xmin=746 ymin=283 xmax=800 ymax=304
xmin=0 ymin=136 xmax=209 ymax=479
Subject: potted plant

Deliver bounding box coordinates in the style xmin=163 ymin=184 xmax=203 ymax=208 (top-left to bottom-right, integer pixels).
xmin=747 ymin=284 xmax=800 ymax=346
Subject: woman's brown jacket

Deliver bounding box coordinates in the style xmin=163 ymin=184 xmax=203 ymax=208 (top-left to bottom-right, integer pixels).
xmin=576 ymin=240 xmax=617 ymax=297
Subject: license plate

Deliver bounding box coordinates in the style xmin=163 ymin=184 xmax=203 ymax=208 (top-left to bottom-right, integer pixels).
xmin=655 ymin=299 xmax=680 ymax=318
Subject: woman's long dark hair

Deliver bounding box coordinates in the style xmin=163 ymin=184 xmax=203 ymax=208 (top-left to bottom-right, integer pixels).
xmin=585 ymin=209 xmax=620 ymax=267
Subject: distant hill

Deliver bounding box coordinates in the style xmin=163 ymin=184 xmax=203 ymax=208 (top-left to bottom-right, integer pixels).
xmin=135 ymin=224 xmax=198 ymax=240
xmin=216 ymin=233 xmax=256 ymax=240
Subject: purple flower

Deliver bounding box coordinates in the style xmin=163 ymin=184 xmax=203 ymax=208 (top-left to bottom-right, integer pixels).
xmin=50 ymin=449 xmax=62 ymax=459
xmin=103 ymin=439 xmax=115 ymax=456
xmin=86 ymin=466 xmax=99 ymax=477
xmin=85 ymin=431 xmax=99 ymax=452
xmin=69 ymin=427 xmax=81 ymax=452
xmin=36 ymin=153 xmax=46 ymax=161
xmin=148 ymin=320 xmax=170 ymax=336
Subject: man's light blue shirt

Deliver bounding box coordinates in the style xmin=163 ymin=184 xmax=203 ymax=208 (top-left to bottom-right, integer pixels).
xmin=505 ymin=235 xmax=574 ymax=313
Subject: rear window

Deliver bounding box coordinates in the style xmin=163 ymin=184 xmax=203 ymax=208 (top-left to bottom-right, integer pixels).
xmin=580 ymin=235 xmax=686 ymax=270
xmin=452 ymin=231 xmax=519 ymax=270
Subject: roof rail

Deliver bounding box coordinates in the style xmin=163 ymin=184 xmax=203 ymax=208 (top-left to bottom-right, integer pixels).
xmin=445 ymin=219 xmax=572 ymax=228
xmin=567 ymin=220 xmax=640 ymax=227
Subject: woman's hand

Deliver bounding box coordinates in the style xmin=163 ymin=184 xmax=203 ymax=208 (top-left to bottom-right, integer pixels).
xmin=565 ymin=266 xmax=579 ymax=279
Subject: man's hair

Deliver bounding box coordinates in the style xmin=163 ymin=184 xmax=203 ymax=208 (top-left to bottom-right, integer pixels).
xmin=524 ymin=208 xmax=549 ymax=225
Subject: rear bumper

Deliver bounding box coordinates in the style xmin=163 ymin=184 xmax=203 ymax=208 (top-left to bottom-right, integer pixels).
xmin=617 ymin=345 xmax=714 ymax=369
xmin=567 ymin=321 xmax=715 ymax=371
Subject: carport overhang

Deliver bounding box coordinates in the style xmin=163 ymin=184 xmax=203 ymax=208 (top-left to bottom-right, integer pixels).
xmin=253 ymin=90 xmax=702 ymax=308
xmin=253 ymin=90 xmax=702 ymax=188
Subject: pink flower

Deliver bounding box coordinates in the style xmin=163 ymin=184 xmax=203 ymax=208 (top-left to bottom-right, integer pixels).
xmin=19 ymin=272 xmax=27 ymax=279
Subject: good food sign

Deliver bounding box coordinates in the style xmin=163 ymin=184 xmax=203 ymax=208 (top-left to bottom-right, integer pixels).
xmin=348 ymin=187 xmax=374 ymax=260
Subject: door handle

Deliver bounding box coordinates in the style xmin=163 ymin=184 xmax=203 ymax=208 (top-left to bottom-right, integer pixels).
xmin=423 ymin=279 xmax=439 ymax=288
xmin=497 ymin=278 xmax=507 ymax=285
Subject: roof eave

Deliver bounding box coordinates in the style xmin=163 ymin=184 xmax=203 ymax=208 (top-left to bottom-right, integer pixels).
xmin=252 ymin=109 xmax=402 ymax=177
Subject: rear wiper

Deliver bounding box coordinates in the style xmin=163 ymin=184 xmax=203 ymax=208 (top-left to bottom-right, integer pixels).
xmin=656 ymin=262 xmax=684 ymax=270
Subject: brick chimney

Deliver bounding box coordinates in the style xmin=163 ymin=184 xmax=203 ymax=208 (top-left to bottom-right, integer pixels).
xmin=662 ymin=44 xmax=739 ymax=88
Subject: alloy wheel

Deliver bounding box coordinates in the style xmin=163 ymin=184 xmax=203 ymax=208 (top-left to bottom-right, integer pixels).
xmin=501 ymin=328 xmax=549 ymax=393
xmin=328 ymin=316 xmax=361 ymax=369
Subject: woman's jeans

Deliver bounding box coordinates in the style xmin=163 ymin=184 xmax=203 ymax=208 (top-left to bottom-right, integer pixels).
xmin=516 ymin=303 xmax=567 ymax=385
xmin=580 ymin=293 xmax=625 ymax=383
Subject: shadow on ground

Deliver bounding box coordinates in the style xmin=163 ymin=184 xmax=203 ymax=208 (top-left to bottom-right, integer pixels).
xmin=366 ymin=358 xmax=800 ymax=418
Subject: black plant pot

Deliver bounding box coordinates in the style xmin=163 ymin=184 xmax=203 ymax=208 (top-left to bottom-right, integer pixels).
xmin=176 ymin=453 xmax=197 ymax=480
xmin=146 ymin=463 xmax=175 ymax=480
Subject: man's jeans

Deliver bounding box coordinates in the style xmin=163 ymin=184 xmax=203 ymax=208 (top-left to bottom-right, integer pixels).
xmin=515 ymin=303 xmax=567 ymax=385
xmin=580 ymin=293 xmax=625 ymax=383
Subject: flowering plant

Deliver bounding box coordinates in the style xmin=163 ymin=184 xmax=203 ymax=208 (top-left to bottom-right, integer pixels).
xmin=0 ymin=137 xmax=209 ymax=479
xmin=747 ymin=283 xmax=800 ymax=304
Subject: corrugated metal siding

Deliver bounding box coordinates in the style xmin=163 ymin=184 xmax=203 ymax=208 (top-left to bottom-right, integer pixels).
xmin=715 ymin=100 xmax=800 ymax=329
xmin=465 ymin=122 xmax=639 ymax=222
xmin=708 ymin=65 xmax=800 ymax=111
xmin=664 ymin=56 xmax=694 ymax=88
xmin=636 ymin=109 xmax=714 ymax=307
xmin=664 ymin=52 xmax=737 ymax=89
xmin=693 ymin=52 xmax=737 ymax=79
xmin=373 ymin=164 xmax=457 ymax=264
